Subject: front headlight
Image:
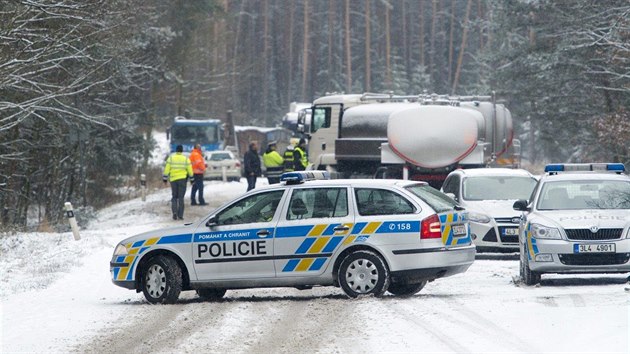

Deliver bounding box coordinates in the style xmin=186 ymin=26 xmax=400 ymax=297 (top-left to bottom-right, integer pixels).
xmin=531 ymin=223 xmax=561 ymax=239
xmin=467 ymin=211 xmax=491 ymax=224
xmin=113 ymin=244 xmax=129 ymax=256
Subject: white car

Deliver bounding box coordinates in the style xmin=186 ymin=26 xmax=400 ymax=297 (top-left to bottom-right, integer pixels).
xmin=442 ymin=168 xmax=538 ymax=251
xmin=111 ymin=171 xmax=475 ymax=303
xmin=204 ymin=150 xmax=241 ymax=182
xmin=513 ymin=163 xmax=630 ymax=285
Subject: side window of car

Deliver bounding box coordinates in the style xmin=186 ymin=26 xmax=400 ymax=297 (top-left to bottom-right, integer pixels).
xmin=216 ymin=190 xmax=284 ymax=225
xmin=443 ymin=175 xmax=461 ymax=198
xmin=355 ymin=188 xmax=416 ymax=216
xmin=286 ymin=188 xmax=348 ymax=220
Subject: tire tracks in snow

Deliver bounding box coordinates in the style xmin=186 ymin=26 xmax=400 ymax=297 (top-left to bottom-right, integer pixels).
xmin=434 ymin=296 xmax=536 ymax=353
xmin=385 ymin=298 xmax=472 ymax=353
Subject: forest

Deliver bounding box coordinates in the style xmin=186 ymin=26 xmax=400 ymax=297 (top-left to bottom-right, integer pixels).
xmin=0 ymin=0 xmax=628 ymax=229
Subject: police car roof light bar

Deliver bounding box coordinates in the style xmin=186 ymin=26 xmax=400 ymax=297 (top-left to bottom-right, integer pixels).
xmin=544 ymin=163 xmax=626 ymax=175
xmin=280 ymin=171 xmax=331 ymax=185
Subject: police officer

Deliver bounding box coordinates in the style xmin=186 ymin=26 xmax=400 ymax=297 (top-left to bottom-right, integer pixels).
xmin=293 ymin=138 xmax=308 ymax=171
xmin=283 ymin=138 xmax=297 ymax=173
xmin=262 ymin=141 xmax=284 ymax=184
xmin=163 ymin=145 xmax=194 ymax=220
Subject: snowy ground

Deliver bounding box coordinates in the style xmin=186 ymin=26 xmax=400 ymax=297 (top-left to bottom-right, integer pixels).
xmin=1 ymin=177 xmax=629 ymax=353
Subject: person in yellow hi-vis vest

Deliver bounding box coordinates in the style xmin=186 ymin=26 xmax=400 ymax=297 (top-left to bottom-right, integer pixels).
xmin=293 ymin=138 xmax=308 ymax=171
xmin=262 ymin=141 xmax=284 ymax=184
xmin=163 ymin=144 xmax=193 ymax=220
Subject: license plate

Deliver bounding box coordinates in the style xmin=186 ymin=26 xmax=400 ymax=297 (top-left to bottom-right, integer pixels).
xmin=452 ymin=224 xmax=467 ymax=236
xmin=574 ymin=243 xmax=616 ymax=253
xmin=503 ymin=228 xmax=518 ymax=236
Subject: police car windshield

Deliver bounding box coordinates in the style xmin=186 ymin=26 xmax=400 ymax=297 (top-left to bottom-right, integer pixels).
xmin=462 ymin=176 xmax=537 ymax=201
xmin=537 ymin=180 xmax=630 ymax=210
xmin=406 ymin=184 xmax=457 ymax=213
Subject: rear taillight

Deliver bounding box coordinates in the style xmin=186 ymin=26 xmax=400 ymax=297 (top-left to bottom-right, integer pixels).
xmin=235 ymin=161 xmax=241 ymax=167
xmin=421 ymin=214 xmax=442 ymax=239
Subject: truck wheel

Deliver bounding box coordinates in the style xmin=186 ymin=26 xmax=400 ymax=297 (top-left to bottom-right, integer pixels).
xmin=387 ymin=281 xmax=427 ymax=297
xmin=338 ymin=250 xmax=389 ymax=298
xmin=196 ymin=288 xmax=227 ymax=301
xmin=141 ymin=255 xmax=182 ymax=304
xmin=520 ymin=251 xmax=541 ymax=285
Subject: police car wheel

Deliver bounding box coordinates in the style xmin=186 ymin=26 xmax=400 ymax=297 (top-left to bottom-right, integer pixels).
xmin=338 ymin=251 xmax=389 ymax=298
xmin=387 ymin=281 xmax=427 ymax=297
xmin=520 ymin=252 xmax=541 ymax=286
xmin=196 ymin=288 xmax=227 ymax=301
xmin=141 ymin=255 xmax=182 ymax=304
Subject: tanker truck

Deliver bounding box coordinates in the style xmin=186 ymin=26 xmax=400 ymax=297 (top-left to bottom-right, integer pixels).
xmin=298 ymin=92 xmax=517 ymax=188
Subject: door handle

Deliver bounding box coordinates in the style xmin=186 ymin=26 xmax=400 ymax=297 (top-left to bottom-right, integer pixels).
xmin=257 ymin=229 xmax=270 ymax=237
xmin=333 ymin=226 xmax=349 ymax=231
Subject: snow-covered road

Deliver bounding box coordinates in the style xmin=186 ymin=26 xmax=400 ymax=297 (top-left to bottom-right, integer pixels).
xmin=2 ymin=180 xmax=629 ymax=353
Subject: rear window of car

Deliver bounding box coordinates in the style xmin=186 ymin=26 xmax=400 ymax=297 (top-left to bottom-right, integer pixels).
xmin=354 ymin=188 xmax=416 ymax=216
xmin=405 ymin=184 xmax=457 ymax=213
xmin=210 ymin=152 xmax=231 ymax=161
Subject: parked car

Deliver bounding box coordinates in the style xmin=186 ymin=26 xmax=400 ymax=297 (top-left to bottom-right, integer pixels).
xmin=111 ymin=171 xmax=475 ymax=303
xmin=204 ymin=150 xmax=241 ymax=182
xmin=442 ymin=168 xmax=538 ymax=251
xmin=513 ymin=163 xmax=630 ymax=285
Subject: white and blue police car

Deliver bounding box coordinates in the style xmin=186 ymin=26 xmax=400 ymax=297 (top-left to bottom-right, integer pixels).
xmin=513 ymin=163 xmax=630 ymax=285
xmin=111 ymin=171 xmax=475 ymax=303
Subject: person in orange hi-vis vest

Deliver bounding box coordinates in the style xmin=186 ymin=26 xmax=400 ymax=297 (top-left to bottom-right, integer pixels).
xmin=189 ymin=144 xmax=207 ymax=205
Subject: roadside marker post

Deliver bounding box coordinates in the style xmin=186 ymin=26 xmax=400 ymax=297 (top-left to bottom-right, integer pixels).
xmin=140 ymin=173 xmax=147 ymax=202
xmin=64 ymin=202 xmax=81 ymax=241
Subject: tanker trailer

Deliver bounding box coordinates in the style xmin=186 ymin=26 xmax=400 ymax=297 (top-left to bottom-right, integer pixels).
xmin=304 ymin=93 xmax=514 ymax=188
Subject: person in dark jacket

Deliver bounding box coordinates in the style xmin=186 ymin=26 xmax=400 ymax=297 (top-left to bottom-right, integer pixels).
xmin=243 ymin=141 xmax=261 ymax=191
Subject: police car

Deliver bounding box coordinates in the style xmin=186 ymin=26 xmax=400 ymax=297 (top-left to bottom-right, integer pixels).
xmin=513 ymin=163 xmax=630 ymax=285
xmin=111 ymin=171 xmax=475 ymax=303
xmin=442 ymin=168 xmax=538 ymax=251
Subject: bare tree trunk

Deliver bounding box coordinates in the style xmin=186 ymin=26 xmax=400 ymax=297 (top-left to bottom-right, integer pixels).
xmin=365 ymin=0 xmax=371 ymax=92
xmin=263 ymin=0 xmax=269 ymax=125
xmin=287 ymin=1 xmax=294 ymax=103
xmin=328 ymin=0 xmax=334 ymax=85
xmin=385 ymin=1 xmax=391 ymax=87
xmin=301 ymin=0 xmax=310 ymax=100
xmin=451 ymin=0 xmax=472 ymax=95
xmin=344 ymin=0 xmax=352 ymax=92
xmin=231 ymin=0 xmax=247 ymax=109
xmin=430 ymin=0 xmax=437 ymax=84
xmin=448 ymin=0 xmax=456 ymax=85
xmin=402 ymin=1 xmax=409 ymax=78
xmin=477 ymin=0 xmax=484 ymax=52
xmin=419 ymin=0 xmax=425 ymax=68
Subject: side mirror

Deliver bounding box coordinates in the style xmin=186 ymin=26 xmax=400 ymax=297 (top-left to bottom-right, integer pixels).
xmin=297 ymin=123 xmax=305 ymax=133
xmin=513 ymin=199 xmax=530 ymax=212
xmin=206 ymin=215 xmax=217 ymax=227
xmin=445 ymin=192 xmax=457 ymax=202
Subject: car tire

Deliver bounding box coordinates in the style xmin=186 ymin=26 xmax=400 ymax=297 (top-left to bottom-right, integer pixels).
xmin=520 ymin=250 xmax=541 ymax=285
xmin=338 ymin=250 xmax=389 ymax=298
xmin=141 ymin=255 xmax=182 ymax=304
xmin=196 ymin=288 xmax=227 ymax=301
xmin=387 ymin=281 xmax=427 ymax=297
